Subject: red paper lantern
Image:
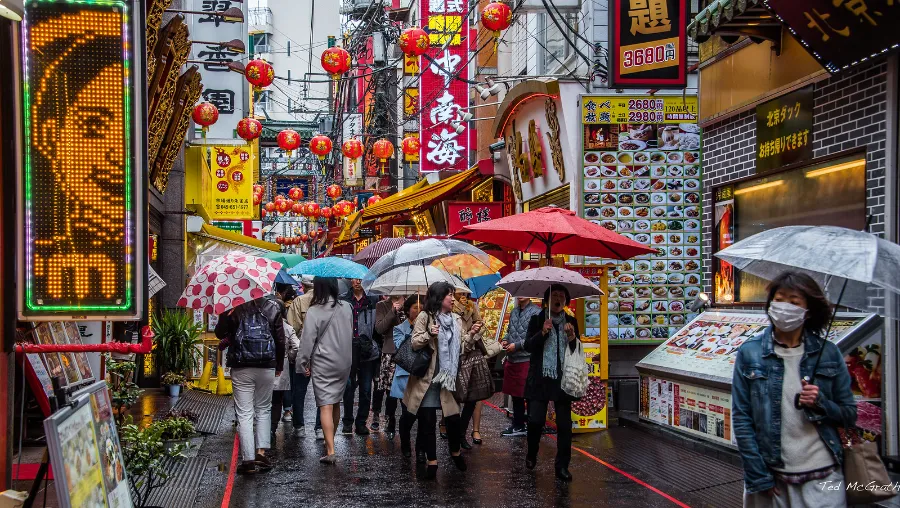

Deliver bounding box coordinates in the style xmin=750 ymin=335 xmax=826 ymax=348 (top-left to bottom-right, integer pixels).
xmin=372 ymin=139 xmax=394 ymax=162
xmin=398 ymin=27 xmax=429 ymax=57
xmin=301 ymin=233 xmax=309 ymax=242
xmin=274 ymin=194 xmax=286 ymax=202
xmin=261 ymin=209 xmax=268 ymax=218
xmin=253 ymin=194 xmax=262 ymax=206
xmin=306 ymin=202 xmax=320 ymax=218
xmin=253 ymin=184 xmax=264 ymax=194
xmin=291 ymin=202 xmax=303 ymax=214
xmin=245 ymin=59 xmax=275 ymax=89
xmin=192 ymin=102 xmax=219 ymax=134
xmin=275 ymin=236 xmax=284 ymax=245
xmin=341 ymin=138 xmax=363 ymax=160
xmin=481 ymin=2 xmax=512 ymax=36
xmin=309 ymin=229 xmax=318 ymax=239
xmin=367 ymin=195 xmax=383 ymax=206
xmin=326 ymin=184 xmax=342 ymax=200
xmin=321 ymin=46 xmax=351 ymax=80
xmin=288 ymin=187 xmax=304 ymax=201
xmin=264 ymin=202 xmax=276 ymax=212
xmin=237 ymin=117 xmax=262 ymax=142
xmin=276 ymin=200 xmax=291 ymax=213
xmin=401 ymin=135 xmax=420 ymax=157
xmin=320 ymin=206 xmax=333 ymax=220
xmin=277 ymin=129 xmax=301 ymax=157
xmin=290 ymin=237 xmax=299 ymax=245
xmin=309 ymin=134 xmax=333 ymax=161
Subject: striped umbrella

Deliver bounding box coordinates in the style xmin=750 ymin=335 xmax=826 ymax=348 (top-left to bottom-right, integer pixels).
xmin=352 ymin=237 xmax=415 ymax=267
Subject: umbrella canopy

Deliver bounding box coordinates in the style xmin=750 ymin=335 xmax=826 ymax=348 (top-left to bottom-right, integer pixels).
xmin=289 ymin=257 xmax=369 ymax=279
xmin=465 ymin=273 xmax=502 ymax=299
xmin=177 ymin=253 xmax=282 ymax=315
xmin=715 ymin=225 xmax=900 ymax=318
xmin=497 ymin=267 xmax=603 ymax=299
xmin=432 ymin=253 xmax=505 ymax=279
xmin=454 ymin=206 xmax=655 ymax=260
xmin=262 ymin=252 xmax=307 ymax=269
xmin=352 ymin=237 xmax=415 ymax=267
xmin=275 ymin=269 xmax=299 ymax=285
xmin=364 ymin=238 xmax=489 ymax=283
xmin=365 ymin=265 xmax=470 ymax=296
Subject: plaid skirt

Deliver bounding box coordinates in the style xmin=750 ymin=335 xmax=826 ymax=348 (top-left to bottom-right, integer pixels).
xmin=377 ymin=353 xmax=396 ymax=391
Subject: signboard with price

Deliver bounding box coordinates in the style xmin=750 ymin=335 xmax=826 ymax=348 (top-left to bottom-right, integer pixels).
xmin=608 ymin=0 xmax=689 ymax=88
xmin=581 ymin=96 xmax=698 ymax=124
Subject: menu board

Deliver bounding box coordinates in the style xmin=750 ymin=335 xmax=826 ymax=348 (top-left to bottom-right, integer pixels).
xmin=478 ymin=288 xmax=511 ymax=342
xmin=641 ymin=376 xmax=735 ymax=447
xmin=581 ymin=95 xmax=701 ymax=341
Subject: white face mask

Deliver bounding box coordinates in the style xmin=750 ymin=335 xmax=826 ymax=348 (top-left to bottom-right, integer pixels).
xmin=767 ymin=301 xmax=807 ymax=332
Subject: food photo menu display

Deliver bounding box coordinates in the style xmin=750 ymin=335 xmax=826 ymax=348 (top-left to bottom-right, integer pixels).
xmin=581 ymin=96 xmax=701 ymax=341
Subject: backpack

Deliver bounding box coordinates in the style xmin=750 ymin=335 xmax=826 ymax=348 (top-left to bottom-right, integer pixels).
xmin=232 ymin=308 xmax=275 ymax=365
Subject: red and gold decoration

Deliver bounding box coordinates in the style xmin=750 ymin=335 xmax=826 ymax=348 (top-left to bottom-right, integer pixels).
xmin=192 ymin=102 xmax=219 ymax=135
xmin=301 ymin=233 xmax=309 ymax=242
xmin=342 ymin=137 xmax=364 ymax=160
xmin=372 ymin=138 xmax=394 ymax=176
xmin=245 ymin=59 xmax=275 ymax=91
xmin=306 ymin=202 xmax=320 ymax=219
xmin=309 ymin=134 xmax=333 ymax=161
xmin=333 ymin=200 xmax=355 ymax=218
xmin=321 ymin=46 xmax=351 ymax=81
xmin=398 ymin=26 xmax=429 ymax=57
xmin=326 ymin=184 xmax=343 ymax=200
xmin=277 ymin=129 xmax=301 ymax=157
xmin=481 ymin=2 xmax=512 ymax=46
xmin=288 ymin=186 xmax=304 ymax=201
xmin=253 ymin=184 xmax=264 ymax=206
xmin=275 ymin=236 xmax=285 ymax=245
xmin=367 ymin=195 xmax=383 ymax=207
xmin=276 ymin=199 xmax=291 ymax=214
xmin=264 ymin=202 xmax=276 ymax=213
xmin=237 ymin=117 xmax=262 ymax=142
xmin=291 ymin=202 xmax=303 ymax=214
xmin=320 ymin=206 xmax=333 ymax=220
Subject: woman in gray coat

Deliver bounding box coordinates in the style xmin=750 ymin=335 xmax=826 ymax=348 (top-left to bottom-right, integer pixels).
xmin=297 ymin=278 xmax=353 ymax=464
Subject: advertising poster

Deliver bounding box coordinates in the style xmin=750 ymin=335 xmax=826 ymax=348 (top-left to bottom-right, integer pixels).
xmin=90 ymin=389 xmax=131 ymax=507
xmin=713 ymin=186 xmax=735 ymax=304
xmin=34 ymin=323 xmax=65 ymax=383
xmin=640 ymin=375 xmax=735 ymax=447
xmin=210 ymin=146 xmax=254 ymax=220
xmin=26 ymin=353 xmax=55 ymax=401
xmin=64 ymin=321 xmax=96 ymax=381
xmin=571 ymin=343 xmax=609 ymax=431
xmin=58 ymin=404 xmax=105 ymax=507
xmin=608 ymin=0 xmax=688 ymax=88
xmin=48 ymin=322 xmax=82 ymax=386
xmin=581 ymin=96 xmax=701 ymax=341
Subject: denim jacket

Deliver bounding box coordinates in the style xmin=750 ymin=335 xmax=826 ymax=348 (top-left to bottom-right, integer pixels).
xmin=732 ymin=326 xmax=857 ymax=494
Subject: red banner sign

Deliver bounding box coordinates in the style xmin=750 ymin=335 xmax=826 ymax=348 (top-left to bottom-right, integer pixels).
xmin=447 ymin=202 xmax=503 ymax=236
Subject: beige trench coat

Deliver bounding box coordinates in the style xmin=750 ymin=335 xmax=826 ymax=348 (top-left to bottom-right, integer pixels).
xmin=402 ymin=311 xmax=476 ymax=416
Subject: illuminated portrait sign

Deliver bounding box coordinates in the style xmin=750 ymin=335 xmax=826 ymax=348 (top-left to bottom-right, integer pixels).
xmin=20 ymin=0 xmax=146 ymax=320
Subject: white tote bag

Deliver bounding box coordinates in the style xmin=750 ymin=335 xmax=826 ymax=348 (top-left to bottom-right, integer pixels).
xmin=561 ymin=340 xmax=589 ymax=398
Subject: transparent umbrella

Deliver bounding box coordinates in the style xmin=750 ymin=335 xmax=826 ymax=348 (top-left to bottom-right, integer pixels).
xmin=366 ymin=265 xmax=470 ymax=296
xmin=363 ymin=239 xmax=489 ymax=287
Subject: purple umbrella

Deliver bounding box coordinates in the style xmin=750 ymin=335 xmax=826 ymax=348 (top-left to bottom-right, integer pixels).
xmin=352 ymin=237 xmax=415 ymax=267
xmin=496 ymin=267 xmax=604 ymax=299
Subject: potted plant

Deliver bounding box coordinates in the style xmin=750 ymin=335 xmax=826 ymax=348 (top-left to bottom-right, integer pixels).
xmin=160 ymin=372 xmax=185 ymax=397
xmin=153 ymin=415 xmax=197 ymax=451
xmin=119 ymin=417 xmax=188 ymax=508
xmin=104 ymin=353 xmax=142 ymax=425
xmin=151 ymin=308 xmax=202 ymax=388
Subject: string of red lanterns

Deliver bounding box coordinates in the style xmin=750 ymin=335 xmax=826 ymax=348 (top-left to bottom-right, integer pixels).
xmin=321 ymin=46 xmax=351 ymax=81
xmin=309 ymin=134 xmax=333 ymax=161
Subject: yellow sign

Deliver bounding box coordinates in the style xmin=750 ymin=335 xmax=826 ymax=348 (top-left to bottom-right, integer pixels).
xmin=428 ymin=15 xmax=462 ymax=46
xmin=404 ymin=54 xmax=419 ymax=75
xmin=404 ymin=87 xmax=419 ymax=117
xmin=210 ymin=145 xmax=254 ymax=219
xmin=581 ymin=95 xmax=698 ymax=124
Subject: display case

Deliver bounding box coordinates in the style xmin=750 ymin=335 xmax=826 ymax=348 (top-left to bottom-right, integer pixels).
xmin=478 ymin=287 xmax=513 ymax=343
xmin=635 ymin=310 xmax=883 ymax=448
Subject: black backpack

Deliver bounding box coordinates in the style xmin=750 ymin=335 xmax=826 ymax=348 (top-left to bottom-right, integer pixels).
xmin=232 ymin=308 xmax=275 ymax=364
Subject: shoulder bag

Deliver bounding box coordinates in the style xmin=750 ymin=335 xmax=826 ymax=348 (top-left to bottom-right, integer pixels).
xmin=393 ymin=314 xmax=433 ymax=378
xmin=454 ymin=347 xmax=494 ymax=403
xmin=842 ymin=428 xmax=896 ymax=505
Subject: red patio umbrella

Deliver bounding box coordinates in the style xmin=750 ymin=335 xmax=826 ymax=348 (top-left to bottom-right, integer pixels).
xmin=453 ymin=206 xmax=655 ymax=260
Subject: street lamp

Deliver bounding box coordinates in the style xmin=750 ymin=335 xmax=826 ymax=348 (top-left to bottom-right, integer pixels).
xmin=191 ymin=38 xmax=246 ymax=53
xmin=165 ymin=7 xmax=244 ymax=23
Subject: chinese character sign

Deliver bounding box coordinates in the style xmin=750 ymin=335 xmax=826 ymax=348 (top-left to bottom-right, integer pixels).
xmin=755 ymin=85 xmax=813 ymax=173
xmin=21 ymin=0 xmax=146 ymax=320
xmin=420 ymin=0 xmax=470 ymax=173
xmin=210 ymin=146 xmax=254 ymax=219
xmin=609 ymin=0 xmax=688 ymax=88
xmin=190 ymin=0 xmax=246 ymax=139
xmin=447 ymin=202 xmax=503 ymax=235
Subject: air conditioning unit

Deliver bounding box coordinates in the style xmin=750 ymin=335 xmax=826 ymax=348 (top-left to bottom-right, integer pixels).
xmin=516 ymin=0 xmax=579 ymax=11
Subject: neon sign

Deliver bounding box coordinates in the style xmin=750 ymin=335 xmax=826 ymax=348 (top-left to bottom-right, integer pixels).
xmin=20 ymin=0 xmax=145 ymax=320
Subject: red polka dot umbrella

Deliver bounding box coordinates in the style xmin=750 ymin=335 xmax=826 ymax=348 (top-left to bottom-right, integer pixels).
xmin=177 ymin=253 xmax=283 ymax=315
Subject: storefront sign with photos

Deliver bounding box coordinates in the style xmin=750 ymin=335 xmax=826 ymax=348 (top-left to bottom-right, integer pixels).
xmin=446 ymin=202 xmax=504 ymax=236
xmin=755 ymin=86 xmax=814 ymax=174
xmin=419 ymin=0 xmax=471 ymax=172
xmin=210 ymin=146 xmax=254 ymax=219
xmin=581 ymin=95 xmax=701 ymax=341
xmin=608 ymin=0 xmax=689 ymax=88
xmin=20 ymin=0 xmax=146 ymax=320
xmin=765 ymin=1 xmax=900 ymax=73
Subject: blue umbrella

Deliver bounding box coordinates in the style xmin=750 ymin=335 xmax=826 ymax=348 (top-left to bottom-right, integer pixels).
xmin=275 ymin=268 xmax=299 ymax=285
xmin=289 ymin=257 xmax=369 ymax=279
xmin=465 ymin=273 xmax=501 ymax=299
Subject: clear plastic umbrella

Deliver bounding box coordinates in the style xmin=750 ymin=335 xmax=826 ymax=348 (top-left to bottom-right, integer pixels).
xmin=715 ymin=225 xmax=900 ymax=318
xmin=366 ymin=265 xmax=470 ymax=296
xmin=363 ymin=239 xmax=489 ymax=286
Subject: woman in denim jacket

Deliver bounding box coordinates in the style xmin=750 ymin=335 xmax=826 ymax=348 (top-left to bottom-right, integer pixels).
xmin=733 ymin=272 xmax=856 ymax=507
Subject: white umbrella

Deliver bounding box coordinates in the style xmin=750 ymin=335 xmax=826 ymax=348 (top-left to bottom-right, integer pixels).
xmin=496 ymin=267 xmax=604 ymax=299
xmin=366 ymin=264 xmax=470 ymax=296
xmin=365 ymin=239 xmax=489 ymax=281
xmin=715 ymin=225 xmax=900 ymax=318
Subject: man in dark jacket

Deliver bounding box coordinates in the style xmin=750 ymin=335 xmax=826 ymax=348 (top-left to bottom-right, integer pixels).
xmin=215 ymin=294 xmax=286 ymax=474
xmin=340 ymin=279 xmax=380 ymax=435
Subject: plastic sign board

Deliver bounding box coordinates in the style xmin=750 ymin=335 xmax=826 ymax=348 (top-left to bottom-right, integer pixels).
xmin=19 ymin=0 xmax=146 ymax=320
xmin=608 ymin=0 xmax=688 ymax=88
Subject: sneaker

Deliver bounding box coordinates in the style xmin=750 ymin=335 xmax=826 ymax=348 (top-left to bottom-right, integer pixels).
xmin=255 ymin=453 xmax=274 ymax=472
xmin=296 ymin=426 xmax=306 ymax=438
xmin=282 ymin=410 xmax=293 ymax=423
xmin=341 ymin=423 xmax=353 ymax=435
xmin=355 ymin=425 xmax=370 ymax=436
xmin=501 ymin=426 xmax=527 ymax=437
xmin=315 ymin=428 xmax=325 ymax=440
xmin=370 ymin=421 xmax=381 ymax=432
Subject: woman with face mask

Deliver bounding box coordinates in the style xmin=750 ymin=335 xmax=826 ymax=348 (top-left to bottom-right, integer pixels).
xmin=522 ymin=284 xmax=580 ymax=482
xmin=733 ymin=272 xmax=856 ymax=507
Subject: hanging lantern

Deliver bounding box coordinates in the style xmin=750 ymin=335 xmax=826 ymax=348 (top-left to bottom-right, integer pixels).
xmin=237 ymin=117 xmax=262 ymax=142
xmin=320 ymin=206 xmax=333 ymax=220
xmin=277 ymin=129 xmax=301 ymax=157
xmin=309 ymin=229 xmax=318 ymax=240
xmin=245 ymin=59 xmax=275 ymax=90
xmin=372 ymin=138 xmax=394 ymax=176
xmin=275 ymin=236 xmax=284 ymax=245
xmin=192 ymin=102 xmax=219 ymax=135
xmin=276 ymin=200 xmax=291 ymax=213
xmin=309 ymin=134 xmax=333 ymax=161
xmin=253 ymin=184 xmax=264 ymax=195
xmin=301 ymin=233 xmax=309 ymax=242
xmin=306 ymin=202 xmax=320 ymax=218
xmin=402 ymin=135 xmax=420 ymax=158
xmin=288 ymin=186 xmax=304 ymax=201
xmin=398 ymin=26 xmax=429 ymax=57
xmin=274 ymin=194 xmax=286 ymax=202
xmin=321 ymin=46 xmax=351 ymax=80
xmin=367 ymin=195 xmax=383 ymax=207
xmin=264 ymin=202 xmax=276 ymax=213
xmin=341 ymin=137 xmax=364 ymax=160
xmin=291 ymin=202 xmax=303 ymax=215
xmin=253 ymin=194 xmax=262 ymax=206
xmin=261 ymin=209 xmax=268 ymax=218
xmin=326 ymin=184 xmax=343 ymax=200
xmin=481 ymin=1 xmax=512 ymax=49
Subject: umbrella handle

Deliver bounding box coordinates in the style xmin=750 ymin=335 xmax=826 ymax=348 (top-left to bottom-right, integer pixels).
xmin=805 ymin=276 xmax=849 ymax=387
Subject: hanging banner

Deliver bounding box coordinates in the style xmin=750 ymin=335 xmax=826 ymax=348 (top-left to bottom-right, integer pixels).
xmin=608 ymin=0 xmax=688 ymax=88
xmin=20 ymin=0 xmax=146 ymax=320
xmin=419 ymin=0 xmax=471 ymax=173
xmin=210 ymin=145 xmax=254 ymax=219
xmin=343 ymin=156 xmax=364 ymax=187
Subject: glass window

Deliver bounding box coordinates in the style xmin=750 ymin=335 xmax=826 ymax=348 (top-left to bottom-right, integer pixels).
xmin=542 ymin=12 xmax=578 ymax=72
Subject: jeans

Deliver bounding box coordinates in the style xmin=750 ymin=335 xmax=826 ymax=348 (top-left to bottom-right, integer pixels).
xmin=282 ymin=369 xmax=293 ymax=412
xmin=527 ymin=398 xmax=572 ymax=469
xmin=290 ymin=367 xmax=321 ymax=430
xmin=343 ymin=360 xmax=376 ymax=427
xmin=512 ymin=397 xmax=527 ymax=428
xmin=232 ymin=367 xmax=275 ymax=461
xmin=416 ymin=409 xmax=462 ymax=461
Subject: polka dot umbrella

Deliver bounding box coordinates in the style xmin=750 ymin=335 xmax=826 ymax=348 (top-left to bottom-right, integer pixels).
xmin=177 ymin=253 xmax=283 ymax=315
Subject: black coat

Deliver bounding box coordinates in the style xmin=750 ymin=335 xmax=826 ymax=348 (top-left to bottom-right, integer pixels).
xmin=523 ymin=310 xmax=580 ymax=402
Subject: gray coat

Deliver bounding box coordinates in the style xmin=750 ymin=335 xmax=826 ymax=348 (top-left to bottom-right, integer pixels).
xmin=296 ymin=299 xmax=353 ymax=406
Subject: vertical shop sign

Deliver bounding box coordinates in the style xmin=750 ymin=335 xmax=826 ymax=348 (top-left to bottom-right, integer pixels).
xmin=609 ymin=0 xmax=688 ymax=88
xmin=210 ymin=146 xmax=254 ymax=219
xmin=755 ymin=85 xmax=814 ymax=174
xmin=190 ymin=0 xmax=246 ymax=139
xmin=20 ymin=0 xmax=146 ymax=320
xmin=714 ymin=185 xmax=735 ymax=304
xmin=419 ymin=0 xmax=470 ymax=173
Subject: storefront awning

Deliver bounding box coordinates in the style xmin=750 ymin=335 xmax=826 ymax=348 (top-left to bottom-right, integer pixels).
xmin=362 ymin=168 xmax=481 ymax=221
xmin=197 ymin=223 xmax=280 ymax=252
xmin=687 ymin=0 xmax=781 ymax=47
xmin=334 ymin=179 xmax=430 ymax=243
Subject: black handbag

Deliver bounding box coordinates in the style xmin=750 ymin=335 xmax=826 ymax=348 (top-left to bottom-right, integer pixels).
xmin=393 ymin=314 xmax=432 ymax=377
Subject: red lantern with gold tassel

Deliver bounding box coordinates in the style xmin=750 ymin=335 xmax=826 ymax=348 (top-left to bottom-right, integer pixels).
xmin=264 ymin=202 xmax=276 ymax=213
xmin=245 ymin=59 xmax=275 ymax=91
xmin=237 ymin=117 xmax=262 ymax=142
xmin=320 ymin=206 xmax=333 ymax=220
xmin=398 ymin=27 xmax=429 ymax=57
xmin=367 ymin=195 xmax=383 ymax=207
xmin=321 ymin=46 xmax=351 ymax=81
xmin=309 ymin=134 xmax=333 ymax=161
xmin=342 ymin=138 xmax=363 ymax=160
xmin=291 ymin=202 xmax=303 ymax=215
xmin=277 ymin=129 xmax=301 ymax=157
xmin=306 ymin=202 xmax=320 ymax=219
xmin=192 ymin=102 xmax=219 ymax=136
xmin=482 ymin=2 xmax=512 ymax=45
xmin=288 ymin=187 xmax=304 ymax=201
xmin=326 ymin=184 xmax=342 ymax=200
xmin=372 ymin=139 xmax=394 ymax=176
